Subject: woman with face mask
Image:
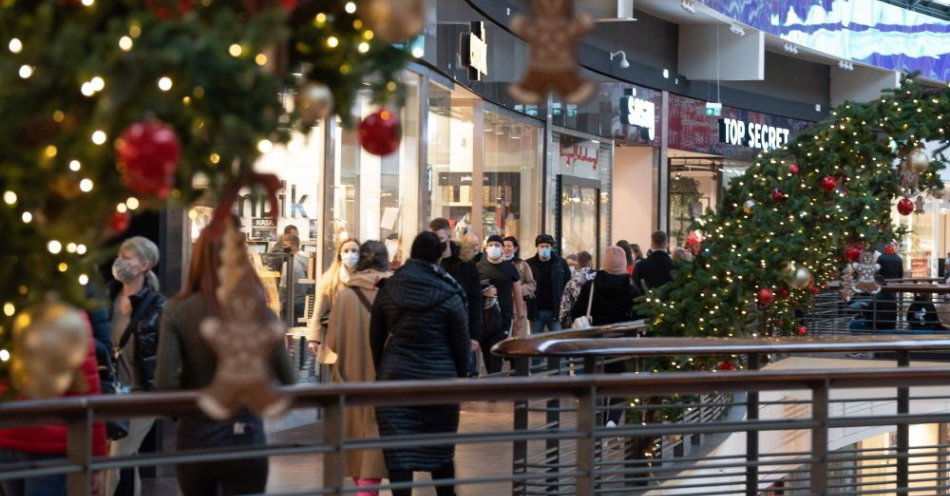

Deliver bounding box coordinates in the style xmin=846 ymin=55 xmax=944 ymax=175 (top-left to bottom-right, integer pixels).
xmin=105 ymin=236 xmax=166 ymax=496
xmin=307 ymin=238 xmax=360 ymax=359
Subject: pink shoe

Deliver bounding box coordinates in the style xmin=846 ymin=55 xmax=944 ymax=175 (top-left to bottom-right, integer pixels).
xmin=353 ymin=477 xmax=381 ymax=496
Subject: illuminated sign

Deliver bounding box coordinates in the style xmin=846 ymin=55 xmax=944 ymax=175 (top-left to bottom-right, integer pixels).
xmin=620 ymin=89 xmax=655 ymax=140
xmin=719 ymin=117 xmax=790 ymax=152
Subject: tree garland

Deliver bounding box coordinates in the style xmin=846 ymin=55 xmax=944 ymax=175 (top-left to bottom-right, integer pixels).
xmin=639 ymin=76 xmax=950 ymax=338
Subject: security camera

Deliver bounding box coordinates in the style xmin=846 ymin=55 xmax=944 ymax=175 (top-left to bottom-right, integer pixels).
xmin=610 ymin=50 xmax=630 ymax=69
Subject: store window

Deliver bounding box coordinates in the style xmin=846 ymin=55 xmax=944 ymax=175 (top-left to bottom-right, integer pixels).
xmin=427 ymin=81 xmax=477 ymax=237
xmin=482 ymin=110 xmax=541 ymax=244
xmin=323 ymin=72 xmax=422 ymax=270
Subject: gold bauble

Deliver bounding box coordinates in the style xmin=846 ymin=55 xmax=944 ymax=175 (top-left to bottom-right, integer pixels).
xmin=10 ymin=302 xmax=90 ymax=399
xmin=905 ymin=148 xmax=930 ymax=174
xmin=357 ymin=0 xmax=424 ymax=43
xmin=295 ymin=82 xmax=334 ymax=126
xmin=742 ymin=199 xmax=755 ymax=214
xmin=787 ymin=266 xmax=812 ymax=290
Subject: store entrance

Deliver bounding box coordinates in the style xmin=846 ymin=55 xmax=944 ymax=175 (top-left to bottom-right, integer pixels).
xmin=666 ymin=155 xmax=748 ymax=248
xmin=556 ymin=174 xmax=601 ymax=263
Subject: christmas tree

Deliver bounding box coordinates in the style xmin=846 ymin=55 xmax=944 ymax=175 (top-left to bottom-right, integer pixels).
xmin=640 ymin=76 xmax=950 ymax=338
xmin=0 ymin=0 xmax=417 ymax=398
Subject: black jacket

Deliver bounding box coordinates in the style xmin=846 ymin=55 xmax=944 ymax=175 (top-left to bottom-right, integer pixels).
xmin=525 ymin=253 xmax=571 ymax=320
xmin=440 ymin=242 xmax=482 ymax=341
xmin=109 ymin=281 xmax=166 ymax=391
xmin=370 ymin=259 xmax=471 ymax=380
xmin=634 ymin=250 xmax=675 ymax=291
xmin=877 ymin=253 xmax=904 ymax=280
xmin=907 ymin=299 xmax=945 ymax=330
xmin=571 ymin=271 xmax=641 ymax=326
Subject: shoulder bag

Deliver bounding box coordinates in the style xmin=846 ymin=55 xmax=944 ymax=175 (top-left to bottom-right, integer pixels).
xmin=571 ymin=280 xmax=595 ymax=329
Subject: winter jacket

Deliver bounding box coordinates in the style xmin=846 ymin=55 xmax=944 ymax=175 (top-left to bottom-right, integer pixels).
xmin=109 ymin=280 xmax=166 ymax=391
xmin=441 ymin=242 xmax=483 ymax=342
xmin=325 ymin=269 xmax=389 ymax=479
xmin=559 ymin=267 xmax=596 ymax=327
xmin=0 ymin=316 xmax=107 ymax=457
xmin=633 ymin=250 xmax=674 ymax=292
xmin=571 ymin=271 xmax=641 ymax=326
xmin=370 ymin=259 xmax=470 ymax=471
xmin=525 ymin=254 xmax=571 ymax=321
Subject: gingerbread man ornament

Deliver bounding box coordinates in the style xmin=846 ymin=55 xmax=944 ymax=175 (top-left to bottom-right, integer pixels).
xmin=509 ymin=0 xmax=595 ymax=104
xmin=197 ymin=221 xmax=290 ymax=421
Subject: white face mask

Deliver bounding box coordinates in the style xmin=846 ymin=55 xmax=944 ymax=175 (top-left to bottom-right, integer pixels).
xmin=487 ymin=246 xmax=503 ymax=260
xmin=341 ymin=252 xmax=360 ymax=269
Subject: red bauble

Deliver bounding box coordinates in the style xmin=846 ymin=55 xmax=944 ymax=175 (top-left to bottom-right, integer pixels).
xmin=821 ymin=176 xmax=837 ymax=192
xmin=359 ymin=109 xmax=401 ymax=156
xmin=844 ymin=244 xmax=862 ymax=262
xmin=771 ymin=188 xmax=787 ymax=203
xmin=884 ymin=244 xmax=897 ymax=255
xmin=757 ymin=288 xmax=774 ymax=307
xmin=146 ymin=0 xmax=193 ymax=19
xmin=796 ymin=325 xmax=808 ymax=336
xmin=789 ymin=163 xmax=800 ymax=175
xmin=717 ymin=360 xmax=735 ymax=371
xmin=115 ymin=120 xmax=181 ymax=199
xmin=109 ymin=210 xmax=132 ymax=234
xmin=778 ymin=288 xmax=789 ymax=300
xmin=897 ymin=197 xmax=914 ymax=216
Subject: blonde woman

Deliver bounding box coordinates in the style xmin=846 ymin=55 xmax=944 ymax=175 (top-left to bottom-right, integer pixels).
xmin=307 ymin=238 xmax=360 ymax=358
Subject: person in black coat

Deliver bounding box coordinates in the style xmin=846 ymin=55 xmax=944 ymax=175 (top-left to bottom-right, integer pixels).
xmin=371 ymin=232 xmax=470 ymax=496
xmin=431 ymin=218 xmax=482 ymax=377
xmin=525 ymin=234 xmax=571 ymax=334
xmin=634 ymin=230 xmax=675 ymax=292
xmin=572 ymin=246 xmax=641 ymax=425
xmin=874 ymin=246 xmax=904 ymax=330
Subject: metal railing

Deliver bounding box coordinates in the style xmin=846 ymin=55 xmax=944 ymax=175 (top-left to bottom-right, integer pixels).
xmin=803 ymin=281 xmax=950 ymax=337
xmin=5 ymin=328 xmax=950 ymax=494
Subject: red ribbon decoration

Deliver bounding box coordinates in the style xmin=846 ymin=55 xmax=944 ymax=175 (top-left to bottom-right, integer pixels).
xmin=207 ymin=172 xmax=282 ymax=240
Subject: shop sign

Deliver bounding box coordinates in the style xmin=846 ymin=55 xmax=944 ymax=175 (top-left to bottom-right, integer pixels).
xmin=719 ymin=117 xmax=790 ymax=152
xmin=250 ymin=217 xmax=278 ymax=242
xmin=462 ymin=22 xmax=488 ymax=81
xmin=620 ymin=89 xmax=655 ymax=140
xmin=560 ymin=141 xmax=599 ymax=168
xmin=911 ymin=257 xmax=930 ymax=278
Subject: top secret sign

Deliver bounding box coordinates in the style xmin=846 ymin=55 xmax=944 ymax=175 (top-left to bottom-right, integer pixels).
xmin=719 ymin=117 xmax=790 ymax=153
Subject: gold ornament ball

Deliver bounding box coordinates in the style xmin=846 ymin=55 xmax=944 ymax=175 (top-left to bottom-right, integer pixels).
xmin=295 ymin=82 xmax=334 ymax=126
xmin=358 ymin=0 xmax=424 ymax=43
xmin=10 ymin=302 xmax=90 ymax=399
xmin=786 ymin=266 xmax=812 ymax=290
xmin=906 ymin=148 xmax=930 ymax=174
xmin=742 ymin=199 xmax=755 ymax=214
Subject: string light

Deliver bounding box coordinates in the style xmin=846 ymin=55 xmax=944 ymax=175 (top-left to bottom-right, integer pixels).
xmin=344 ymin=1 xmax=356 ymax=13
xmin=57 ymin=263 xmax=68 ymax=272
xmin=91 ymin=130 xmax=107 ymax=145
xmin=18 ymin=65 xmax=33 ymax=79
xmin=81 ymin=0 xmax=94 ymax=6
xmin=158 ymin=76 xmax=173 ymax=91
xmin=2 ymin=303 xmax=13 ymax=317
xmin=126 ymin=197 xmax=140 ymax=210
xmin=257 ymin=139 xmax=273 ymax=153
xmin=8 ymin=38 xmax=22 ymax=53
xmin=255 ymin=53 xmax=267 ymax=65
xmin=229 ymin=44 xmax=243 ymax=57
xmin=357 ymin=42 xmax=370 ymax=53
xmin=76 ymin=244 xmax=87 ymax=255
xmin=326 ymin=36 xmax=339 ymax=48
xmin=119 ymin=36 xmax=133 ymax=51
xmin=78 ymin=274 xmax=89 ymax=286
xmin=69 ymin=160 xmax=81 ymax=171
xmin=3 ymin=191 xmax=17 ymax=205
xmin=47 ymin=240 xmax=62 ymax=254
xmin=79 ymin=178 xmax=94 ymax=192
xmin=0 ymin=350 xmax=9 ymax=362
xmin=21 ymin=212 xmax=32 ymax=223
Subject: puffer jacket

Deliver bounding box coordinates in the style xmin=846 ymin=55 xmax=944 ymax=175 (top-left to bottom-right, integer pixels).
xmin=109 ymin=280 xmax=165 ymax=391
xmin=370 ymin=259 xmax=470 ymax=471
xmin=571 ymin=271 xmax=641 ymax=326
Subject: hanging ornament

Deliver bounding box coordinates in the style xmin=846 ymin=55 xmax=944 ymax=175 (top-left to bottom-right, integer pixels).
xmin=509 ymin=0 xmax=594 ymax=104
xmin=844 ymin=244 xmax=863 ymax=263
xmin=756 ymin=288 xmax=774 ymax=307
xmin=839 ymin=264 xmax=855 ymax=302
xmin=900 ymin=167 xmax=919 ymax=195
xmin=785 ymin=265 xmax=812 ymax=290
xmin=742 ymin=199 xmax=755 ymax=214
xmin=146 ymin=0 xmax=194 ymax=19
xmin=905 ymin=147 xmax=931 ymax=174
xmin=789 ymin=163 xmax=800 ymax=175
xmin=357 ymin=0 xmax=424 ymax=43
xmin=771 ymin=188 xmax=787 ymax=203
xmin=109 ymin=210 xmax=132 ymax=234
xmin=915 ymin=195 xmax=926 ymax=214
xmin=852 ymin=251 xmax=881 ymax=294
xmin=295 ymin=82 xmax=334 ymax=126
xmin=796 ymin=325 xmax=808 ymax=336
xmin=897 ymin=197 xmax=914 ymax=216
xmin=198 ymin=221 xmax=290 ymax=420
xmin=10 ymin=302 xmax=91 ymax=399
xmin=359 ymin=109 xmax=401 ymax=156
xmin=821 ymin=176 xmax=837 ymax=192
xmin=778 ymin=288 xmax=790 ymax=300
xmin=716 ymin=360 xmax=735 ymax=371
xmin=115 ymin=120 xmax=181 ymax=199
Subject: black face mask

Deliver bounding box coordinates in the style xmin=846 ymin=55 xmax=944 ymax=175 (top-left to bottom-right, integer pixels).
xmin=283 ymin=246 xmax=293 ymax=254
xmin=440 ymin=241 xmax=449 ymax=254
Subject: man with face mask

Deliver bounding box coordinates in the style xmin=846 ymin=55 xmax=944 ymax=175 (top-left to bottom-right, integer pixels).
xmin=430 ymin=218 xmax=482 ymax=377
xmin=476 ymin=235 xmax=525 ymax=374
xmin=279 ymin=234 xmax=310 ymax=325
xmin=526 ymin=234 xmax=571 ymax=334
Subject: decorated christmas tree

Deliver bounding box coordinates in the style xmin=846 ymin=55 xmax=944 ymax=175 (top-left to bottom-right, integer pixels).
xmin=0 ymin=0 xmax=419 ymax=398
xmin=640 ymin=76 xmax=950 ymax=339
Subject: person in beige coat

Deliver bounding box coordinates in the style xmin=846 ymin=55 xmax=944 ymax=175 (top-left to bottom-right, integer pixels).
xmin=504 ymin=236 xmax=535 ymax=337
xmin=307 ymin=238 xmax=360 ymax=361
xmin=324 ymin=240 xmax=390 ymax=494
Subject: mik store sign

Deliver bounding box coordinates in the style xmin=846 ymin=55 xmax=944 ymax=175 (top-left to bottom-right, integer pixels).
xmin=719 ymin=117 xmax=790 ymax=152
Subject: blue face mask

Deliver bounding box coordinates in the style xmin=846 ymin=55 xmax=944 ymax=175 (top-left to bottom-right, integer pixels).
xmin=539 ymin=247 xmax=552 ymax=260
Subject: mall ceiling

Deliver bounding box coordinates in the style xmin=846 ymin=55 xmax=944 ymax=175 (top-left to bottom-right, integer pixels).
xmin=879 ymin=0 xmax=950 ymax=20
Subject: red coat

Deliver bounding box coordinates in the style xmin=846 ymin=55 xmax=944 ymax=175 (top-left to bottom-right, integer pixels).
xmin=0 ymin=316 xmax=107 ymax=456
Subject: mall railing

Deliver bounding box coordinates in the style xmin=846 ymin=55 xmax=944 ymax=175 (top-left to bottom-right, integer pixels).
xmin=7 ymin=330 xmax=950 ymax=495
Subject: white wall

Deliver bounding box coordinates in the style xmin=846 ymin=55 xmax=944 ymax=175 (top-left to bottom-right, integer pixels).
xmin=612 ymin=146 xmax=656 ymax=247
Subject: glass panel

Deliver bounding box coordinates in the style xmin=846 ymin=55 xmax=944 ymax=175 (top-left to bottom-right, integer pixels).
xmin=427 ymin=81 xmax=477 ymax=237
xmin=482 ymin=110 xmax=541 ymax=244
xmin=560 ymin=184 xmax=599 ymax=260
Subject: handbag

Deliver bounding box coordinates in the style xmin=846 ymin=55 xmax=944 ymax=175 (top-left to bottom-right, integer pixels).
xmin=108 ymin=290 xmax=159 ymax=440
xmin=571 ymin=280 xmax=595 ymax=329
